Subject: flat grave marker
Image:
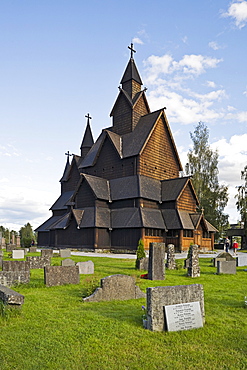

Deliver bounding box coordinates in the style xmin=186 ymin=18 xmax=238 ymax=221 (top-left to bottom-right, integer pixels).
xmin=12 ymin=250 xmax=25 ymax=259
xmin=164 ymin=301 xmax=203 ymax=332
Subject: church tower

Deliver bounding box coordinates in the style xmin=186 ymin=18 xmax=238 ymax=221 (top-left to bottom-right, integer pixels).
xmin=110 ymin=43 xmax=150 ymax=135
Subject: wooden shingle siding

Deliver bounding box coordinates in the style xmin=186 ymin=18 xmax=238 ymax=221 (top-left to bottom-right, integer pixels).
xmin=177 ymin=185 xmax=197 ymax=212
xmin=111 ymin=228 xmax=141 ymax=249
xmin=62 ymin=166 xmax=80 ymax=193
xmin=97 ymin=229 xmax=110 ymax=247
xmin=139 ymin=117 xmax=180 ymax=180
xmin=76 ymin=181 xmax=95 ymax=208
xmin=86 ymin=138 xmax=135 ymax=180
xmin=112 ymin=95 xmax=132 ymax=135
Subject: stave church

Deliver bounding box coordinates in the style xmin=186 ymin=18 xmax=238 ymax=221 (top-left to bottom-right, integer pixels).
xmin=36 ymin=44 xmax=217 ymax=252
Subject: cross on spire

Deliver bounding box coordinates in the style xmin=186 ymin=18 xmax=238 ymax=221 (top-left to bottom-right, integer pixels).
xmin=85 ymin=113 xmax=92 ymax=122
xmin=128 ymin=43 xmax=136 ymax=59
xmin=65 ymin=151 xmax=73 ymax=157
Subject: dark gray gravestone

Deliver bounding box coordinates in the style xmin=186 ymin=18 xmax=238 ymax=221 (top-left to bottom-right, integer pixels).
xmin=166 ymin=244 xmax=176 ymax=270
xmin=83 ymin=274 xmax=145 ymax=302
xmin=146 ymin=284 xmax=204 ymax=332
xmin=148 ymin=242 xmax=165 ymax=280
xmin=217 ymin=260 xmax=236 ymax=274
xmin=44 ymin=266 xmax=79 ymax=287
xmin=164 ymin=301 xmax=203 ymax=332
xmin=187 ymin=244 xmax=200 ymax=277
xmin=0 ymin=284 xmax=24 ymax=305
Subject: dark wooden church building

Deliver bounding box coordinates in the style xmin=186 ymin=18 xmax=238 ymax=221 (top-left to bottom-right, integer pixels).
xmin=36 ymin=45 xmax=217 ymax=252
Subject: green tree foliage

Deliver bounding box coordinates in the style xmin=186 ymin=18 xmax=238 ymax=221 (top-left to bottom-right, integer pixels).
xmin=19 ymin=223 xmax=35 ymax=247
xmin=0 ymin=226 xmax=18 ymax=244
xmin=185 ymin=122 xmax=229 ymax=238
xmin=135 ymin=239 xmax=146 ymax=269
xmin=235 ymin=165 xmax=247 ymax=248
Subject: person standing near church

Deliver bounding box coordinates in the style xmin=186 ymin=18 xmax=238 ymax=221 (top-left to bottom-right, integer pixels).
xmin=224 ymin=237 xmax=230 ymax=252
xmin=232 ymin=240 xmax=238 ymax=255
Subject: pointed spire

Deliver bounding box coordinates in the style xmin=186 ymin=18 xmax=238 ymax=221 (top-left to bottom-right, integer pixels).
xmin=120 ymin=43 xmax=142 ymax=99
xmin=80 ymin=113 xmax=94 ymax=159
xmin=60 ymin=151 xmax=72 ymax=182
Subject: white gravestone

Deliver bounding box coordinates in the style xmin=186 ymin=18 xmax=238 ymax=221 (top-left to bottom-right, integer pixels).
xmin=164 ymin=301 xmax=203 ymax=332
xmin=12 ymin=250 xmax=25 ymax=259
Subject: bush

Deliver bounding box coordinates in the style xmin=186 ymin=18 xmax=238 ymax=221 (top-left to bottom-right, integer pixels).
xmin=135 ymin=239 xmax=146 ymax=269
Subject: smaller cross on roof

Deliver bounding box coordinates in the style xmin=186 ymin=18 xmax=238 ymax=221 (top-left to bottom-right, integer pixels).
xmin=128 ymin=43 xmax=136 ymax=59
xmin=65 ymin=151 xmax=73 ymax=157
xmin=85 ymin=113 xmax=92 ymax=122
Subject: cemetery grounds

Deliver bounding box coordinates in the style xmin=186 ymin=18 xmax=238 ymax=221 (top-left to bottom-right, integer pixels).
xmin=0 ymin=250 xmax=246 ymax=370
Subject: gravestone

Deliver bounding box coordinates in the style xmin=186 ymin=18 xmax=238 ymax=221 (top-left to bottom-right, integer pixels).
xmin=146 ymin=284 xmax=204 ymax=332
xmin=83 ymin=274 xmax=145 ymax=302
xmin=237 ymin=255 xmax=247 ymax=267
xmin=60 ymin=249 xmax=71 ymax=258
xmin=76 ymin=261 xmax=94 ymax=274
xmin=148 ymin=242 xmax=165 ymax=280
xmin=183 ymin=259 xmax=189 ymax=269
xmin=187 ymin=244 xmax=200 ymax=277
xmin=213 ymin=251 xmax=235 ymax=267
xmin=164 ymin=301 xmax=203 ymax=332
xmin=16 ymin=236 xmax=21 ymax=248
xmin=138 ymin=257 xmax=149 ymax=271
xmin=6 ymin=244 xmax=16 ymax=252
xmin=166 ymin=244 xmax=176 ymax=270
xmin=44 ymin=265 xmax=79 ymax=287
xmin=0 ymin=257 xmax=2 ymax=268
xmin=62 ymin=258 xmax=75 ymax=266
xmin=0 ymin=271 xmax=30 ymax=286
xmin=2 ymin=260 xmax=30 ymax=272
xmin=0 ymin=231 xmax=2 ymax=246
xmin=29 ymin=246 xmax=37 ymax=253
xmin=41 ymin=249 xmax=53 ymax=258
xmin=217 ymin=260 xmax=236 ymax=274
xmin=0 ymin=284 xmax=24 ymax=305
xmin=11 ymin=232 xmax=15 ymax=245
xmin=12 ymin=250 xmax=25 ymax=259
xmin=26 ymin=256 xmax=50 ymax=269
xmin=0 ymin=250 xmax=3 ymax=257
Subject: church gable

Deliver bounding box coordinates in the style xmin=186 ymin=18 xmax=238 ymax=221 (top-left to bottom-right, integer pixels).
xmin=88 ymin=135 xmax=123 ymax=179
xmin=138 ymin=114 xmax=181 ymax=180
xmin=61 ymin=157 xmax=80 ymax=193
xmin=177 ymin=182 xmax=198 ymax=212
xmin=75 ymin=178 xmax=96 ymax=208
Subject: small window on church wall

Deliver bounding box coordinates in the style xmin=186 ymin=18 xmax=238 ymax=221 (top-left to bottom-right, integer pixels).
xmin=203 ymin=231 xmax=210 ymax=238
xmin=166 ymin=230 xmax=179 ymax=237
xmin=145 ymin=228 xmax=163 ymax=237
xmin=183 ymin=230 xmax=193 ymax=238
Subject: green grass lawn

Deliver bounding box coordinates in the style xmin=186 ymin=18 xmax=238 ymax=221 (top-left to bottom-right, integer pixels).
xmin=0 ymin=253 xmax=247 ymax=370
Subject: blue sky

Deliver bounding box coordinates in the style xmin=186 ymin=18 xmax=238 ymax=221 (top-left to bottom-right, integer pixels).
xmin=1 ymin=0 xmax=247 ymax=231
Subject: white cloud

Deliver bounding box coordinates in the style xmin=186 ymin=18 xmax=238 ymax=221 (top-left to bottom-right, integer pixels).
xmin=210 ymin=134 xmax=247 ymax=223
xmin=132 ymin=37 xmax=144 ymax=45
xmin=222 ymin=1 xmax=247 ymax=29
xmin=143 ymin=52 xmax=247 ymax=126
xmin=206 ymin=80 xmax=216 ymax=88
xmin=208 ymin=41 xmax=220 ymax=50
